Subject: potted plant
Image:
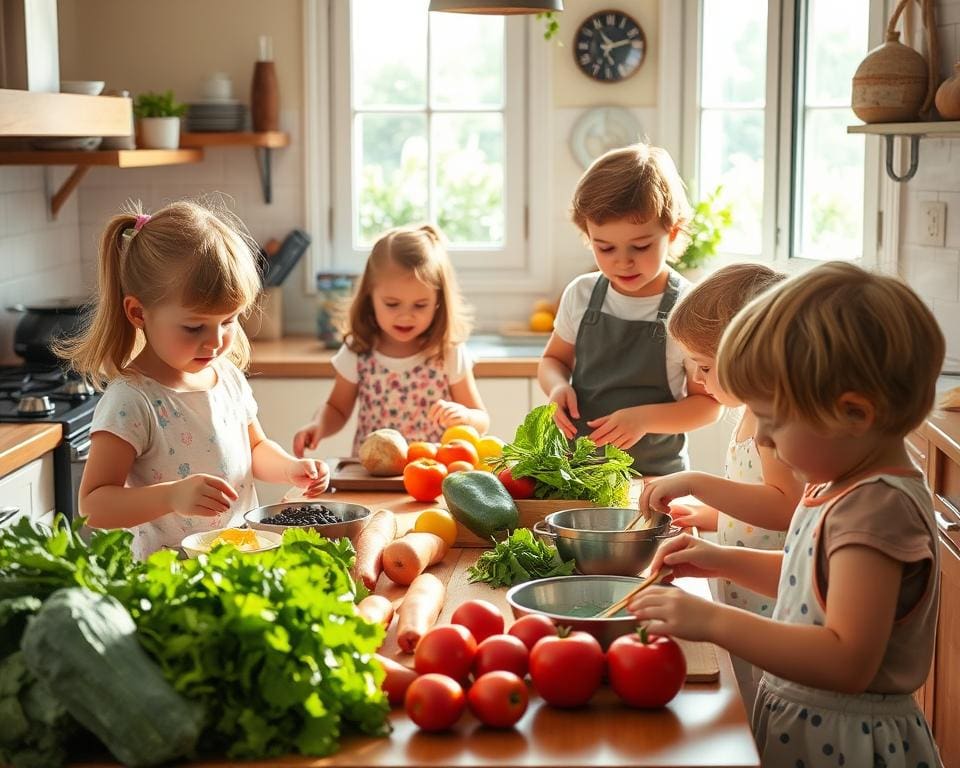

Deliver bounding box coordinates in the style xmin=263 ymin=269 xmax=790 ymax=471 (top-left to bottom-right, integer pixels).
xmin=676 ymin=185 xmax=734 ymax=278
xmin=134 ymin=90 xmax=187 ymax=149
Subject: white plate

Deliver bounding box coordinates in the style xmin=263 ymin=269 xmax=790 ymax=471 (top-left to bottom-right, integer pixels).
xmin=180 ymin=527 xmax=282 ymax=558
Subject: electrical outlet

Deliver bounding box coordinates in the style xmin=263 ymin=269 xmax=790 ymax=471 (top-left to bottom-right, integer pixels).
xmin=920 ymin=201 xmax=947 ymax=247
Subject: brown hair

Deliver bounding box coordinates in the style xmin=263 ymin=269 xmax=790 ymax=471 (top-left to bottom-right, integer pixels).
xmin=571 ymin=143 xmax=693 ymax=257
xmin=669 ymin=263 xmax=785 ymax=356
xmin=56 ymin=198 xmax=262 ymax=388
xmin=717 ymin=261 xmax=945 ymax=436
xmin=344 ymin=225 xmax=471 ymax=359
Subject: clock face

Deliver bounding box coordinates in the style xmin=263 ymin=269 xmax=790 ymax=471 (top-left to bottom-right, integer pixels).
xmin=574 ymin=10 xmax=646 ymax=83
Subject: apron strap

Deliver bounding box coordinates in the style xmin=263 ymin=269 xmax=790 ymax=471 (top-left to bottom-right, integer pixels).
xmin=656 ymin=270 xmax=682 ymax=321
xmin=582 ymin=275 xmax=610 ymax=326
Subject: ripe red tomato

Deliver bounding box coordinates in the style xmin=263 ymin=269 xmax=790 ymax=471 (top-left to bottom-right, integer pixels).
xmin=508 ymin=614 xmax=558 ymax=651
xmin=497 ymin=468 xmax=537 ymax=499
xmin=473 ymin=634 xmax=529 ymax=679
xmin=405 ymin=673 xmax=465 ymax=731
xmin=403 ymin=458 xmax=448 ymax=502
xmin=529 ymin=629 xmax=605 ymax=708
xmin=437 ymin=439 xmax=480 ymax=467
xmin=407 ymin=441 xmax=438 ymax=463
xmin=607 ymin=630 xmax=687 ymax=708
xmin=451 ymin=599 xmax=505 ymax=643
xmin=414 ymin=624 xmax=477 ymax=681
xmin=467 ymin=671 xmax=529 ymax=728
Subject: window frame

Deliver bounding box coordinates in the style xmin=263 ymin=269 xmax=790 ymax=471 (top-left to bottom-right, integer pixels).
xmin=681 ymin=0 xmax=884 ymax=271
xmin=304 ymin=0 xmax=553 ymax=294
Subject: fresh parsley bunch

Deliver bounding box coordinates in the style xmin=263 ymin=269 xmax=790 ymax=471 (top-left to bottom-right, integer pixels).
xmin=490 ymin=404 xmax=639 ymax=507
xmin=467 ymin=528 xmax=575 ymax=588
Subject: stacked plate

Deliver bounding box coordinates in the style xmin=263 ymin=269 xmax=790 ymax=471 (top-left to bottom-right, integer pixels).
xmin=185 ymin=101 xmax=248 ymax=132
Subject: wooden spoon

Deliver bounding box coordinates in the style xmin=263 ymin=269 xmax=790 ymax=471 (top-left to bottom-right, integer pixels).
xmin=595 ymin=566 xmax=673 ymax=618
xmin=622 ymin=505 xmax=655 ymax=532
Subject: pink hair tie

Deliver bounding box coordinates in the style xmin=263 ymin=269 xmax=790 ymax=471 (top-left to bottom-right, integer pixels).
xmin=134 ymin=213 xmax=151 ymax=231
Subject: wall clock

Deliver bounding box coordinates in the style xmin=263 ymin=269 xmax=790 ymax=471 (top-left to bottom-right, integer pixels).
xmin=569 ymin=106 xmax=643 ymax=168
xmin=574 ymin=10 xmax=646 ymax=83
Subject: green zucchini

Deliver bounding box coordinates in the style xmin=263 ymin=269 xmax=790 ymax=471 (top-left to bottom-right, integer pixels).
xmin=21 ymin=588 xmax=203 ymax=767
xmin=442 ymin=470 xmax=520 ymax=538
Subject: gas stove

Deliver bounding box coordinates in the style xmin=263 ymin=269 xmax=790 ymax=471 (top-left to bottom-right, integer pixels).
xmin=0 ymin=365 xmax=99 ymax=436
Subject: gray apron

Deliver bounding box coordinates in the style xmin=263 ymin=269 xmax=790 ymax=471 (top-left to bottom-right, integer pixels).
xmin=571 ymin=272 xmax=687 ymax=476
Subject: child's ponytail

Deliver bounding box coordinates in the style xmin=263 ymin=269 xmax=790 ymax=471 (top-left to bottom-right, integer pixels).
xmin=55 ymin=210 xmax=142 ymax=388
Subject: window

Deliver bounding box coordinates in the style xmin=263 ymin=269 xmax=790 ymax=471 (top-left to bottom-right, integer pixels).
xmin=328 ymin=0 xmax=528 ymax=273
xmin=687 ymin=0 xmax=873 ymax=263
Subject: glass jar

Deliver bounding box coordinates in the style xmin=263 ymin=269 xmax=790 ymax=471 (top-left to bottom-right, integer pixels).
xmin=316 ymin=273 xmax=356 ymax=348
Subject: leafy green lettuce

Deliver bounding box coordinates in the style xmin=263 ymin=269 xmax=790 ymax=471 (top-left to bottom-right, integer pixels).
xmin=491 ymin=404 xmax=639 ymax=506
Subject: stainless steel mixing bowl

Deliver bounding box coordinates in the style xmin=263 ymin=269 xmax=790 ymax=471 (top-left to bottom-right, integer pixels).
xmin=506 ymin=575 xmax=645 ymax=649
xmin=532 ymin=507 xmax=680 ymax=576
xmin=244 ymin=501 xmax=371 ymax=542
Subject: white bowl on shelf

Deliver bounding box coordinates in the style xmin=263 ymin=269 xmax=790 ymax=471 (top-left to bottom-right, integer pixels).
xmin=60 ymin=80 xmax=105 ymax=96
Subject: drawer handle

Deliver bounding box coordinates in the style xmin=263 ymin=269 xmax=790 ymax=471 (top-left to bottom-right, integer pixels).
xmin=936 ymin=493 xmax=960 ymax=519
xmin=935 ymin=510 xmax=960 ymax=534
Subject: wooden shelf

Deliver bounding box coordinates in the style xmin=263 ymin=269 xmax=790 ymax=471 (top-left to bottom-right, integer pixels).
xmin=847 ymin=120 xmax=960 ymax=137
xmin=0 ymin=149 xmax=202 ymax=217
xmin=0 ymin=148 xmax=202 ymax=167
xmin=180 ymin=131 xmax=289 ymax=148
xmin=0 ymin=88 xmax=132 ymax=138
xmin=847 ymin=121 xmax=960 ymax=182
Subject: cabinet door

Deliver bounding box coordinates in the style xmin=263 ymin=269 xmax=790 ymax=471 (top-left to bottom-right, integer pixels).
xmin=933 ymin=535 xmax=960 ymax=767
xmin=477 ymin=378 xmax=530 ymax=440
xmin=0 ymin=454 xmax=55 ymax=527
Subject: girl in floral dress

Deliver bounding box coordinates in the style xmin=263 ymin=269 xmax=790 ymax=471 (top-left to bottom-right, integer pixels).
xmin=631 ymin=262 xmax=944 ymax=768
xmin=637 ymin=264 xmax=803 ymax=712
xmin=62 ymin=200 xmax=328 ymax=559
xmin=293 ymin=225 xmax=488 ymax=457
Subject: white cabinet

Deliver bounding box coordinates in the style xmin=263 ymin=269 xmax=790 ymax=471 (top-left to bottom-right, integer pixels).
xmin=476 ymin=378 xmax=531 ymax=440
xmin=0 ymin=454 xmax=55 ymax=528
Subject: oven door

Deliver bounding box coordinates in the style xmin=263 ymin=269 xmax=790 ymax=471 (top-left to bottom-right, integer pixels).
xmin=55 ymin=430 xmax=91 ymax=520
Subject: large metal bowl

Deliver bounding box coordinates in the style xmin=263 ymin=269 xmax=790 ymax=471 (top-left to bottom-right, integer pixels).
xmin=506 ymin=575 xmax=644 ymax=649
xmin=533 ymin=507 xmax=680 ymax=576
xmin=244 ymin=501 xmax=371 ymax=542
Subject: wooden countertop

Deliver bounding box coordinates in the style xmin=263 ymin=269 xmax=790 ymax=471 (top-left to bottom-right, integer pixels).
xmin=211 ymin=487 xmax=759 ymax=768
xmin=0 ymin=423 xmax=61 ymax=477
xmin=249 ymin=336 xmax=541 ymax=379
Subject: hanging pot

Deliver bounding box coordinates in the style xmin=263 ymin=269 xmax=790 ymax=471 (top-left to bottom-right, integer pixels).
xmin=7 ymin=298 xmax=89 ymax=364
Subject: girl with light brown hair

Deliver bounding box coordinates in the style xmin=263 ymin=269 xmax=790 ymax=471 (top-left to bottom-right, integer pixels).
xmin=638 ymin=262 xmax=802 ymax=711
xmin=293 ymin=225 xmax=488 ymax=456
xmin=61 ymin=199 xmax=329 ymax=558
xmin=631 ymin=261 xmax=945 ymax=767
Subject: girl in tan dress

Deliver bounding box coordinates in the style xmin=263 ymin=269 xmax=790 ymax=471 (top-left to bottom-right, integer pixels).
xmin=629 ymin=262 xmax=944 ymax=768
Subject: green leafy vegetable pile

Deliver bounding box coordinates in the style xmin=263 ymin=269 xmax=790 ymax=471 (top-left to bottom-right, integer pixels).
xmin=0 ymin=517 xmax=390 ymax=765
xmin=490 ymin=404 xmax=639 ymax=506
xmin=467 ymin=528 xmax=575 ymax=588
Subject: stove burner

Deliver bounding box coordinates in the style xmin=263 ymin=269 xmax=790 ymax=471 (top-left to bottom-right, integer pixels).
xmin=62 ymin=379 xmax=95 ymax=398
xmin=18 ymin=395 xmax=55 ymax=416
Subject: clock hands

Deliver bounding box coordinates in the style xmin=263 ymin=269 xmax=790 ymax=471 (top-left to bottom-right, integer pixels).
xmin=601 ymin=38 xmax=633 ymax=52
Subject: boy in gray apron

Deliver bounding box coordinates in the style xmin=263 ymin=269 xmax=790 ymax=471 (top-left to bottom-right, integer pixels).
xmin=539 ymin=144 xmax=721 ymax=477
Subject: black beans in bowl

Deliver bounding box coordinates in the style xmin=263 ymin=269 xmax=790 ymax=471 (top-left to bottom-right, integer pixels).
xmin=261 ymin=505 xmax=343 ymax=526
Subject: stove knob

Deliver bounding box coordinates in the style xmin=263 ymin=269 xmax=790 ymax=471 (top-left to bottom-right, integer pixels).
xmin=18 ymin=395 xmax=54 ymax=415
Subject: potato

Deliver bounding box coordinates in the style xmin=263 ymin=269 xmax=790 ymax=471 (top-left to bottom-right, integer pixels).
xmin=358 ymin=429 xmax=409 ymax=476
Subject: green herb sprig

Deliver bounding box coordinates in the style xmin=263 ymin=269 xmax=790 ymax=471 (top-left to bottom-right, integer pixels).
xmin=467 ymin=528 xmax=575 ymax=588
xmin=490 ymin=404 xmax=639 ymax=507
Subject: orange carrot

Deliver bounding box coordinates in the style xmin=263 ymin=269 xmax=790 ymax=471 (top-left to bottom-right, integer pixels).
xmin=374 ymin=653 xmax=419 ymax=705
xmin=356 ymin=594 xmax=395 ymax=628
xmin=396 ymin=572 xmax=446 ymax=653
xmin=382 ymin=531 xmax=447 ymax=586
xmin=351 ymin=509 xmax=397 ymax=590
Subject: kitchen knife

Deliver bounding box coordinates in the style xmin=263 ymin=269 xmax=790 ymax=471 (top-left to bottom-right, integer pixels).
xmin=264 ymin=229 xmax=311 ymax=287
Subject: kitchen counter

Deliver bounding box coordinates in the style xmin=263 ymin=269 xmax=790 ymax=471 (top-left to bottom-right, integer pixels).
xmin=249 ymin=335 xmax=546 ymax=379
xmin=0 ymin=423 xmax=61 ymax=478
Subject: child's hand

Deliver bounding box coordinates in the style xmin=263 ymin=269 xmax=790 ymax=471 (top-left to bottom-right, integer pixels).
xmin=170 ymin=474 xmax=239 ymax=517
xmin=548 ymin=384 xmax=580 ymax=438
xmin=648 ymin=532 xmax=728 ymax=580
xmin=627 ymin=586 xmax=720 ymax=642
xmin=586 ymin=407 xmax=646 ymax=450
xmin=428 ymin=399 xmax=471 ymax=428
xmin=639 ymin=472 xmax=698 ymax=515
xmin=286 ymin=458 xmax=330 ymax=497
xmin=292 ymin=421 xmax=322 ymax=458
xmin=669 ymin=502 xmax=719 ymax=531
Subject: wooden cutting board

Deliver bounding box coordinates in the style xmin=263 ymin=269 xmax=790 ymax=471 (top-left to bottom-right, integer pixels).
xmin=328 ymin=458 xmax=405 ymax=491
xmin=376 ymin=548 xmax=720 ymax=683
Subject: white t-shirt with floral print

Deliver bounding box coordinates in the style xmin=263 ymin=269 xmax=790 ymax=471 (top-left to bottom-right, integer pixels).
xmin=90 ymin=359 xmax=259 ymax=559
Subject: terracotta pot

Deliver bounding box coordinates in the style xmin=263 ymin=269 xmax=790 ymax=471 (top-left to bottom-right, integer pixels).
xmin=851 ymin=31 xmax=928 ymax=123
xmin=935 ymin=62 xmax=960 ymax=120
